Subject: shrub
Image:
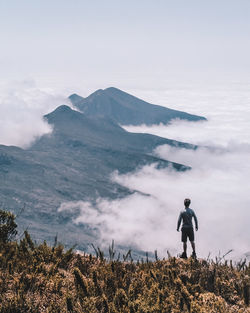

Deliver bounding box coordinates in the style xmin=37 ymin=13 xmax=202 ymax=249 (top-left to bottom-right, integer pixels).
xmin=0 ymin=209 xmax=17 ymax=243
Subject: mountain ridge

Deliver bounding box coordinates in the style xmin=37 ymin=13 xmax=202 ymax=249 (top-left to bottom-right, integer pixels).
xmin=0 ymin=102 xmax=197 ymax=248
xmin=69 ymin=87 xmax=207 ymax=125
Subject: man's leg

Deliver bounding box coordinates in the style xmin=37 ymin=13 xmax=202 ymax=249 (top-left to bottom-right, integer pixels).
xmin=188 ymin=228 xmax=196 ymax=257
xmin=183 ymin=242 xmax=187 ymax=254
xmin=191 ymin=241 xmax=195 ymax=252
xmin=181 ymin=230 xmax=187 ymax=258
xmin=181 ymin=242 xmax=187 ymax=258
xmin=191 ymin=241 xmax=196 ymax=258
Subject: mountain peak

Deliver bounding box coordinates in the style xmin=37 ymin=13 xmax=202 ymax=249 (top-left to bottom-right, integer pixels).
xmin=68 ymin=94 xmax=84 ymax=106
xmin=44 ymin=105 xmax=84 ymax=127
xmin=44 ymin=105 xmax=72 ymax=118
xmin=104 ymin=87 xmax=122 ymax=93
xmin=69 ymin=87 xmax=207 ymax=125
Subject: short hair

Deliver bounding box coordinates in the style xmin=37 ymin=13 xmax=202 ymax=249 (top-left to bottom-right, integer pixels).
xmin=184 ymin=198 xmax=191 ymax=206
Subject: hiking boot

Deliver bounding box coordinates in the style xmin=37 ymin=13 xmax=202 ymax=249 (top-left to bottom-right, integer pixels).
xmin=180 ymin=252 xmax=187 ymax=259
xmin=191 ymin=251 xmax=197 ymax=259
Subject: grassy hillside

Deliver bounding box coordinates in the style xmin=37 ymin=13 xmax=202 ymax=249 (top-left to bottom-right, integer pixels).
xmin=0 ymin=211 xmax=249 ymax=313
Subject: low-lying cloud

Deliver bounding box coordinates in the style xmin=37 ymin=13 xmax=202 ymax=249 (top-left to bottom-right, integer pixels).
xmin=59 ymin=82 xmax=250 ymax=260
xmin=59 ymin=144 xmax=250 ymax=259
xmin=0 ymin=80 xmax=69 ymax=148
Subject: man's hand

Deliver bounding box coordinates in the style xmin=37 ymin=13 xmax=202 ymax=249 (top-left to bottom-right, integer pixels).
xmin=196 ymin=227 xmax=198 ymax=231
xmin=177 ymin=229 xmax=179 ymax=232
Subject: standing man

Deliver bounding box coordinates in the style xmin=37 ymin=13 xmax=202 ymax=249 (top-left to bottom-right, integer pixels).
xmin=177 ymin=198 xmax=198 ymax=259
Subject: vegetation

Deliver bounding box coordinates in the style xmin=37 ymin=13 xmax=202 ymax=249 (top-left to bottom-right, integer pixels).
xmin=0 ymin=209 xmax=249 ymax=312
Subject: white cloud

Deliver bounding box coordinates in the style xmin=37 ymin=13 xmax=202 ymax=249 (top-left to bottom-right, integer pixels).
xmin=59 ymin=144 xmax=250 ymax=259
xmin=0 ymin=79 xmax=69 ymax=148
xmin=125 ymin=81 xmax=250 ymax=147
xmin=58 ymin=193 xmax=168 ymax=252
xmin=58 ymin=81 xmax=250 ymax=260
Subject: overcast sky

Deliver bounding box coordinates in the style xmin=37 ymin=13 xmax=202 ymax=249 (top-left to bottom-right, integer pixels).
xmin=0 ymin=0 xmax=250 ymax=92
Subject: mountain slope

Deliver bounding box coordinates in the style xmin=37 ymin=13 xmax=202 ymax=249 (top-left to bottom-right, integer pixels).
xmin=0 ymin=105 xmax=195 ymax=248
xmin=69 ymin=87 xmax=207 ymax=125
xmin=42 ymin=105 xmax=195 ymax=152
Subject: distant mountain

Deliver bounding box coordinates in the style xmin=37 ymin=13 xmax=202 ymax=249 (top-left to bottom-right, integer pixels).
xmin=0 ymin=105 xmax=195 ymax=249
xmin=69 ymin=87 xmax=206 ymax=125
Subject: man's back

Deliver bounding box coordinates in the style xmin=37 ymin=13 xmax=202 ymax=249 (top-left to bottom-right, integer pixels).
xmin=178 ymin=208 xmax=198 ymax=230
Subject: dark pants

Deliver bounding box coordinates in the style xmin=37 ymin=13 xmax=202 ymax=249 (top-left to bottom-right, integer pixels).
xmin=181 ymin=227 xmax=194 ymax=242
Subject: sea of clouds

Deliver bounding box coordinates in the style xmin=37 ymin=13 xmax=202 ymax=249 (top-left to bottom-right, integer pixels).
xmin=59 ymin=80 xmax=250 ymax=260
xmin=1 ymin=79 xmax=249 ymax=260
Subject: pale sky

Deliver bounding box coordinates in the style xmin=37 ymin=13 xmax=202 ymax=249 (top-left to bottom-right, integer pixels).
xmin=1 ymin=0 xmax=250 ymax=91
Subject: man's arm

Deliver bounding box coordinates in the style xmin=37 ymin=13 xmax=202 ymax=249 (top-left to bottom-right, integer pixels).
xmin=177 ymin=212 xmax=182 ymax=231
xmin=193 ymin=210 xmax=198 ymax=230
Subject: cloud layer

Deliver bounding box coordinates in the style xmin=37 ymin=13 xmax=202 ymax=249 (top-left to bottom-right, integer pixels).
xmin=0 ymin=80 xmax=68 ymax=148
xmin=59 ymin=82 xmax=250 ymax=260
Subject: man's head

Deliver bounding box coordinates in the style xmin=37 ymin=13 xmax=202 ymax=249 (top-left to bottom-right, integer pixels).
xmin=184 ymin=198 xmax=191 ymax=207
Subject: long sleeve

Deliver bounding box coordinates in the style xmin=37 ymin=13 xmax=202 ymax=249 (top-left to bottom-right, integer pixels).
xmin=193 ymin=211 xmax=198 ymax=229
xmin=177 ymin=212 xmax=182 ymax=230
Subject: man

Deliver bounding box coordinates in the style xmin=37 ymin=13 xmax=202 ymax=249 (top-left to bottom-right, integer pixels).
xmin=177 ymin=198 xmax=198 ymax=259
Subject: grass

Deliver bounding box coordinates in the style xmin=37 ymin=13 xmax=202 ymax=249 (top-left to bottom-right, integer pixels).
xmin=0 ymin=210 xmax=249 ymax=312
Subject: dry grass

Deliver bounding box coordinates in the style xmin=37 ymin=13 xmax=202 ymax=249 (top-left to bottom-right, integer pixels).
xmin=0 ymin=231 xmax=249 ymax=313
